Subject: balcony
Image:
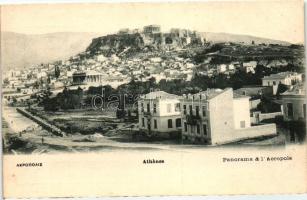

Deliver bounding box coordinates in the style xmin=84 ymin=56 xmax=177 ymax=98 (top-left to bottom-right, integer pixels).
xmin=186 ymin=114 xmax=201 ymax=125
xmin=143 ymin=111 xmax=152 ymax=117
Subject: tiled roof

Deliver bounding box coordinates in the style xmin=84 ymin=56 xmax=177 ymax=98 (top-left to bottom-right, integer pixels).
xmin=184 ymin=88 xmax=229 ymax=100
xmin=86 ymin=70 xmax=103 ymax=76
xmin=262 ymin=72 xmax=301 ymax=80
xmin=198 ymin=88 xmax=225 ymax=100
xmin=141 ymin=91 xmax=181 ymax=99
xmin=234 ymin=86 xmax=266 ymax=96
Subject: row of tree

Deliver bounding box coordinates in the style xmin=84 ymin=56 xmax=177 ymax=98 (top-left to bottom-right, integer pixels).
xmin=41 ymin=64 xmax=303 ymax=112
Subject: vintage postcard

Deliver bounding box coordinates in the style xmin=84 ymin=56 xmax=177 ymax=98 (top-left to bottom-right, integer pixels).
xmin=1 ymin=0 xmax=306 ymax=198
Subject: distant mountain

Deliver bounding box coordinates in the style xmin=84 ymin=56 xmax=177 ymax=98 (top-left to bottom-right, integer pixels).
xmin=1 ymin=32 xmax=102 ymax=71
xmin=201 ymin=32 xmax=291 ymax=45
xmin=1 ymin=31 xmax=291 ymax=72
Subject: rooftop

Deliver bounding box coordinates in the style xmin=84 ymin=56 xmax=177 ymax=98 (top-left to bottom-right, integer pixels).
xmin=234 ymin=86 xmax=267 ymax=96
xmin=198 ymin=88 xmax=225 ymax=100
xmin=144 ymin=24 xmax=161 ymax=28
xmin=183 ymin=88 xmax=228 ymax=101
xmin=183 ymin=88 xmax=250 ymax=101
xmin=73 ymin=70 xmax=104 ymax=76
xmin=141 ymin=91 xmax=181 ymax=100
xmin=86 ymin=70 xmax=104 ymax=76
xmin=262 ymin=72 xmax=301 ymax=80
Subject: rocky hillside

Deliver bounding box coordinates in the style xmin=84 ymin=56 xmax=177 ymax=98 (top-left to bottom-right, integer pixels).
xmin=85 ymin=30 xmax=206 ymax=58
xmin=84 ymin=30 xmax=292 ymax=59
xmin=86 ymin=33 xmax=145 ymax=57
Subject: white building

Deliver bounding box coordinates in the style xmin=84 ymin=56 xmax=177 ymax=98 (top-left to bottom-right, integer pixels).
xmin=262 ymin=72 xmax=303 ymax=95
xmin=180 ymin=88 xmax=277 ymax=145
xmin=243 ymin=61 xmax=257 ymax=68
xmin=217 ymin=64 xmax=227 ymax=73
xmin=262 ymin=72 xmax=303 ymax=86
xmin=37 ymin=71 xmax=48 ymax=79
xmin=138 ymin=91 xmax=182 ymax=139
xmin=243 ymin=61 xmax=257 ymax=73
xmin=96 ymin=55 xmax=107 ymax=62
xmin=228 ymin=64 xmax=235 ymax=70
xmin=280 ymin=83 xmax=306 ymax=142
xmin=7 ymin=70 xmax=21 ymax=78
xmin=281 ymin=83 xmax=306 ymax=121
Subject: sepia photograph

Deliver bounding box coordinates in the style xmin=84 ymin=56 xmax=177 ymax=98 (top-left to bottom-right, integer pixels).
xmin=1 ymin=0 xmax=306 ymax=198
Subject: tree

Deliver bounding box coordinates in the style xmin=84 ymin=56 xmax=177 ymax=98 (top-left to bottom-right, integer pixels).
xmin=33 ymin=81 xmax=39 ymax=89
xmin=43 ymin=97 xmax=59 ymax=111
xmin=276 ymin=84 xmax=288 ymax=96
xmin=116 ymin=109 xmax=126 ymax=119
xmin=55 ymin=66 xmax=60 ymax=79
xmin=47 ymin=75 xmax=51 ymax=84
xmin=148 ymin=77 xmax=156 ymax=88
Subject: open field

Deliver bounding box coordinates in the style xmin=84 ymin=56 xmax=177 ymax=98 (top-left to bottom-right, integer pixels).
xmin=26 ymin=106 xmax=136 ymax=135
xmin=2 ymin=106 xmax=290 ymax=155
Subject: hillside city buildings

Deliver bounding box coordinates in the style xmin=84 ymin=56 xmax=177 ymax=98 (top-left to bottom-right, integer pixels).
xmin=2 ymin=24 xmax=306 ymax=145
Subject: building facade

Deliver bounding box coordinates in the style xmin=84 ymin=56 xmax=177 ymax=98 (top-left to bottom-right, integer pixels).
xmin=72 ymin=70 xmax=106 ymax=86
xmin=138 ymin=91 xmax=182 ymax=139
xmin=262 ymin=72 xmax=303 ymax=95
xmin=281 ymin=83 xmax=306 ymax=121
xmin=143 ymin=25 xmax=161 ymax=34
xmin=180 ymin=88 xmax=277 ymax=145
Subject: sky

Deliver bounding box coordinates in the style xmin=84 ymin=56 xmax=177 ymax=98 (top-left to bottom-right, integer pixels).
xmin=1 ymin=0 xmax=305 ymax=43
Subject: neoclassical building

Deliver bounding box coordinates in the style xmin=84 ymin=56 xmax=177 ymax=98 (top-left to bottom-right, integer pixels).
xmin=180 ymin=88 xmax=277 ymax=145
xmin=138 ymin=91 xmax=182 ymax=139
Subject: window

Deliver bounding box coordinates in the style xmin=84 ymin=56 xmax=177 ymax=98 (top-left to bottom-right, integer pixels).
xmin=154 ymin=119 xmax=157 ymax=129
xmin=287 ymin=103 xmax=293 ymax=118
xmin=191 ymin=126 xmax=195 ymax=134
xmin=203 ymin=124 xmax=207 ymax=136
xmin=202 ymin=106 xmax=206 ymax=116
xmin=196 ymin=124 xmax=200 ymax=134
xmin=176 ymin=118 xmax=181 ymax=127
xmin=168 ymin=119 xmax=173 ymax=128
xmin=141 ymin=103 xmax=144 ymax=112
xmin=147 ymin=103 xmax=150 ymax=112
xmin=189 ymin=105 xmax=193 ymax=115
xmin=304 ymin=104 xmax=306 ymax=119
xmin=167 ymin=104 xmax=171 ymax=113
xmin=183 ymin=105 xmax=187 ymax=115
xmin=175 ymin=103 xmax=181 ymax=111
xmin=153 ymin=103 xmax=157 ymax=113
xmin=196 ymin=106 xmax=200 ymax=117
xmin=142 ymin=118 xmax=145 ymax=127
xmin=240 ymin=121 xmax=245 ymax=128
xmin=184 ymin=122 xmax=187 ymax=132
